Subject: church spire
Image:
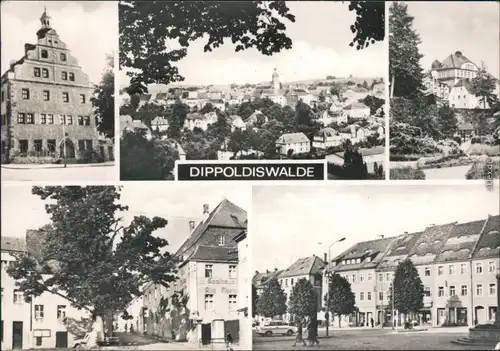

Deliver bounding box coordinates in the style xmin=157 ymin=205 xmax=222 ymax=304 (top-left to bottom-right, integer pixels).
xmin=40 ymin=7 xmax=51 ymax=29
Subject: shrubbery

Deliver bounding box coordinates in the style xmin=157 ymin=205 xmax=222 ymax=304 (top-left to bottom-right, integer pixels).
xmin=390 ymin=166 xmax=426 ymax=180
xmin=466 ymin=161 xmax=500 ymax=179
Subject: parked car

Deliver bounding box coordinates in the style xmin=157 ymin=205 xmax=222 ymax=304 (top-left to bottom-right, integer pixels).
xmin=72 ymin=333 xmax=90 ymax=348
xmin=257 ymin=320 xmax=297 ymax=336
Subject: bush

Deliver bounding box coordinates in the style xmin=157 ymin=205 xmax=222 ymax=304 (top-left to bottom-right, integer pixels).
xmin=452 ymin=136 xmax=462 ymax=145
xmin=77 ymin=149 xmax=105 ymax=164
xmin=11 ymin=156 xmax=56 ymax=164
xmin=390 ymin=154 xmax=422 ymax=162
xmin=466 ymin=160 xmax=500 ymax=180
xmin=390 ymin=166 xmax=426 ymax=180
xmin=468 ymin=144 xmax=500 ymax=157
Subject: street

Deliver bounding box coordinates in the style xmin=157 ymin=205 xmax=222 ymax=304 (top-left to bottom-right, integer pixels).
xmin=2 ymin=162 xmax=116 ymax=181
xmin=252 ymin=328 xmax=488 ymax=350
xmin=423 ymin=165 xmax=472 ymax=180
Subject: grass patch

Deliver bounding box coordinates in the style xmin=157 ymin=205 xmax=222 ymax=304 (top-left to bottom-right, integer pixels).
xmin=390 ymin=166 xmax=426 ymax=180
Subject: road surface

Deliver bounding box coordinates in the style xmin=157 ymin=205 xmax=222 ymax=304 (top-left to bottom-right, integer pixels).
xmin=253 ymin=328 xmax=486 ymax=350
xmin=423 ymin=165 xmax=472 ymax=180
xmin=2 ymin=163 xmax=116 ymax=181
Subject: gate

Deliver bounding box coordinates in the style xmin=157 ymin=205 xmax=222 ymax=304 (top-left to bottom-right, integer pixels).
xmin=224 ymin=320 xmax=240 ymax=343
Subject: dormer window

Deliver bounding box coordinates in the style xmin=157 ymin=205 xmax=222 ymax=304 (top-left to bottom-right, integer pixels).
xmin=41 ymin=49 xmax=48 ymax=58
xmin=217 ymin=236 xmax=225 ymax=246
xmin=366 ymin=257 xmax=372 ymax=263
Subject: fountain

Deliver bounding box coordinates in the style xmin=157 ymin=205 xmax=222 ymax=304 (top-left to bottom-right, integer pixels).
xmin=453 ymin=269 xmax=500 ymax=346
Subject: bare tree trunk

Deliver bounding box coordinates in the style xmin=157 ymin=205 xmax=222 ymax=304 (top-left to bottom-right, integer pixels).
xmin=390 ymin=75 xmax=395 ymax=100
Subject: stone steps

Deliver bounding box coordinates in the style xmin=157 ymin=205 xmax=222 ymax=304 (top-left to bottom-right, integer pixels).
xmin=451 ymin=337 xmax=498 ymax=346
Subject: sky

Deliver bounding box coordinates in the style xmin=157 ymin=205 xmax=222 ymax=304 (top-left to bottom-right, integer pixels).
xmin=1 ymin=184 xmax=250 ymax=254
xmin=407 ymin=1 xmax=500 ymax=78
xmin=119 ymin=1 xmax=386 ymax=88
xmin=252 ymin=184 xmax=500 ymax=273
xmin=1 ymin=1 xmax=117 ymax=85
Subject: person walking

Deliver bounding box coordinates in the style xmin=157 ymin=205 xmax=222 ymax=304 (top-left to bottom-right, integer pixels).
xmin=370 ymin=317 xmax=374 ymax=328
xmin=292 ymin=318 xmax=307 ymax=347
xmin=225 ymin=332 xmax=233 ymax=351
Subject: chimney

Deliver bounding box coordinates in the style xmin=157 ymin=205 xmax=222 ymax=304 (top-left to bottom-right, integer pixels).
xmin=274 ymin=268 xmax=278 ymax=272
xmin=379 ymin=235 xmax=384 ymax=239
xmin=404 ymin=231 xmax=408 ymax=235
xmin=203 ymin=204 xmax=209 ymax=220
xmin=324 ymin=253 xmax=328 ymax=263
xmin=455 ymin=51 xmax=462 ymax=57
xmin=255 ymin=270 xmax=259 ymax=275
xmin=189 ymin=221 xmax=195 ymax=232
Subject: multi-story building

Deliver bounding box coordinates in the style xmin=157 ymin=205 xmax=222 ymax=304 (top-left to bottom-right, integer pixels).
xmin=234 ymin=230 xmax=250 ymax=350
xmin=278 ymin=255 xmax=325 ymax=322
xmin=322 ymin=215 xmax=499 ymax=329
xmin=141 ymin=199 xmax=247 ymax=345
xmin=1 ymin=236 xmax=89 ymax=350
xmin=0 ymin=10 xmax=113 ymax=163
xmin=325 ymin=237 xmax=396 ymax=327
xmin=252 ymin=269 xmax=283 ymax=297
xmin=275 ymin=132 xmax=311 ymax=156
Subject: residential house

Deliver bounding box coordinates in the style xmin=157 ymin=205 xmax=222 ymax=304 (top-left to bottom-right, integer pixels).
xmin=246 ymin=110 xmax=268 ymax=128
xmin=234 ymin=230 xmax=251 ymax=350
xmin=151 ymin=117 xmax=169 ymax=133
xmin=120 ymin=115 xmax=151 ymax=140
xmin=326 ymin=146 xmax=385 ymax=174
xmin=312 ymin=127 xmax=344 ymax=149
xmin=343 ymin=102 xmax=371 ymax=119
xmin=227 ymin=115 xmax=246 ymax=132
xmin=275 ymin=132 xmax=311 ymax=156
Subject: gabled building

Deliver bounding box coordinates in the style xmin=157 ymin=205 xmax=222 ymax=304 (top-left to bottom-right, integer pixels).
xmin=252 ymin=269 xmax=283 ymax=297
xmin=275 ymin=132 xmax=310 ymax=156
xmin=312 ymin=127 xmax=344 ymax=149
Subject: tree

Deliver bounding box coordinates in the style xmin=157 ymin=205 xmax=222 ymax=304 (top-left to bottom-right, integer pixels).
xmin=348 ymin=1 xmax=385 ymax=50
xmin=343 ymin=142 xmax=368 ymax=179
xmin=7 ymin=186 xmax=177 ymax=337
xmin=471 ymin=63 xmax=499 ymax=110
xmin=362 ymin=80 xmax=369 ymax=89
xmin=256 ymin=277 xmax=287 ymax=318
xmin=120 ymin=1 xmax=296 ymax=94
xmin=252 ymin=284 xmax=258 ymax=318
xmin=201 ymin=103 xmax=216 ymax=114
xmin=92 ymin=53 xmax=115 ymax=139
xmin=288 ymin=278 xmax=317 ymax=319
xmin=389 ymin=2 xmax=425 ymax=98
xmin=390 ymin=259 xmax=424 ymax=320
xmin=436 ymin=105 xmax=458 ymax=139
xmin=325 ymin=273 xmax=355 ymax=328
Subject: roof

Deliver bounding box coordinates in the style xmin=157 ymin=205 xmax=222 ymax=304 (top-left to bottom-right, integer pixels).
xmin=440 ymin=51 xmax=473 ymax=69
xmin=315 ymin=127 xmax=339 ymax=138
xmin=175 ymin=199 xmax=247 ymax=258
xmin=151 ymin=117 xmax=169 ymax=125
xmin=279 ymin=255 xmax=325 ymax=278
xmin=188 ymin=245 xmax=238 ymax=262
xmin=328 ymin=236 xmax=396 ymax=273
xmin=434 ymin=219 xmax=486 ymax=263
xmin=155 ymin=93 xmax=168 ymax=100
xmin=253 ymin=269 xmax=283 ymax=288
xmin=185 ymin=113 xmax=203 ymax=120
xmin=333 ymin=146 xmax=385 ymax=159
xmin=452 ymin=79 xmax=475 ymax=94
xmin=472 ymin=215 xmax=500 ymax=259
xmin=1 ymin=236 xmax=26 ymax=252
xmin=276 ymin=132 xmax=310 ymax=144
xmin=408 ymin=223 xmax=456 ymax=265
xmin=344 ymin=102 xmax=369 ymax=110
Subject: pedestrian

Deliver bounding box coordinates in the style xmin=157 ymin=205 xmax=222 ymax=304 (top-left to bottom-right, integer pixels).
xmin=225 ymin=332 xmax=233 ymax=351
xmin=370 ymin=318 xmax=374 ymax=328
xmin=292 ymin=318 xmax=307 ymax=347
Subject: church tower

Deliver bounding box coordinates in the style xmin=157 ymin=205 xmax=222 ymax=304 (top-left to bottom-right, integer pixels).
xmin=272 ymin=68 xmax=280 ymax=92
xmin=37 ymin=7 xmax=53 ymax=39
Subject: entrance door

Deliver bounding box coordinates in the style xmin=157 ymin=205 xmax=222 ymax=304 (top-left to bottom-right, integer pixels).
xmin=55 ymin=331 xmax=68 ymax=348
xmin=437 ymin=309 xmax=446 ymax=325
xmin=475 ymin=306 xmax=485 ymax=324
xmin=108 ymin=146 xmax=114 ymax=161
xmin=12 ymin=321 xmax=23 ymax=349
xmin=367 ymin=312 xmax=372 ymax=327
xmin=60 ymin=139 xmax=76 ymax=159
xmin=201 ymin=323 xmax=211 ymax=345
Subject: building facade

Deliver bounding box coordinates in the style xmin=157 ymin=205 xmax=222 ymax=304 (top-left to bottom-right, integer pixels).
xmin=276 ymin=132 xmax=311 ymax=156
xmin=234 ymin=230 xmax=250 ymax=350
xmin=0 ymin=10 xmax=112 ymax=163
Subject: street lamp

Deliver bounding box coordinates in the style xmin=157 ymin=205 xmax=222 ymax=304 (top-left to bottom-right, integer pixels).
xmin=320 ymin=237 xmax=346 ymax=337
xmin=390 ymin=282 xmax=395 ymax=330
xmin=62 ymin=120 xmax=67 ymax=168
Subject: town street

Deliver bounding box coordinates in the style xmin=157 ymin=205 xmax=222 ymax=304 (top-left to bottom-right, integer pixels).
xmin=2 ymin=162 xmax=116 ymax=181
xmin=422 ymin=165 xmax=472 ymax=180
xmin=252 ymin=328 xmax=487 ymax=350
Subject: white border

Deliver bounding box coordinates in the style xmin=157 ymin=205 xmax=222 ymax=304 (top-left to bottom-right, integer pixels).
xmin=384 ymin=1 xmax=391 ymax=181
xmin=113 ymin=0 xmax=120 ymax=183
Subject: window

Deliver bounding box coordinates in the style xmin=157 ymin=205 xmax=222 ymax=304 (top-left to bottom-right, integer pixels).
xmin=476 ymin=284 xmax=483 ymax=296
xmin=60 ymin=115 xmax=66 ymax=125
xmin=378 ymin=273 xmax=383 ymax=282
xmin=449 ymin=286 xmax=456 ymax=296
xmin=61 ymin=71 xmax=68 ymax=80
xmin=461 ymin=285 xmax=468 ymax=296
xmin=460 ymin=263 xmax=467 ymax=275
xmin=291 ymin=278 xmax=294 ymax=286
xmin=366 ymin=257 xmax=372 ymax=263
xmin=80 ymin=94 xmax=86 ymax=104
xmin=13 ymin=290 xmax=24 ymax=304
xmin=425 ymin=267 xmax=431 ymax=276
xmin=367 ymin=272 xmax=372 ymax=281
xmin=84 ymin=116 xmax=90 ymax=126
xmin=489 ymin=261 xmax=496 ymax=273
xmin=34 ymin=140 xmax=42 ymax=152
xmin=424 ymin=286 xmax=431 ymax=297
xmin=17 ymin=113 xmax=25 ymax=124
xmin=217 ymin=236 xmax=225 ymax=246
xmin=42 ymin=68 xmax=49 ymax=78
xmin=60 ymin=53 xmax=67 ymax=61
xmin=385 ymin=272 xmax=390 ymax=282
xmin=57 ymin=305 xmax=66 ymax=319
xmin=47 ymin=140 xmax=56 ymax=152
xmin=205 ymin=264 xmax=213 ymax=278
xmin=34 ymin=67 xmax=41 ymax=77
xmin=62 ymin=92 xmax=69 ymax=103
xmin=229 ymin=265 xmax=237 ymax=279
xmin=438 ymin=266 xmax=444 ymax=276
xmin=78 ymin=140 xmax=85 ymax=151
xmin=360 ymin=292 xmax=364 ymax=301
xmin=69 ymin=73 xmax=75 ymax=81
xmin=360 ymin=273 xmax=364 ymax=282
xmin=367 ymin=292 xmax=371 ymax=301
xmin=47 ymin=114 xmax=54 ymax=124
xmin=438 ymin=287 xmax=444 ymax=297
xmin=43 ymin=90 xmax=50 ymax=101
xmin=379 ymin=292 xmax=383 ymax=301
xmin=1 ymin=91 xmax=4 ymax=102
xmin=78 ymin=115 xmax=84 ymax=125
xmin=26 ymin=113 xmax=34 ymax=124
xmin=489 ymin=284 xmax=496 ymax=296
xmin=19 ymin=140 xmax=28 ymax=154
xmin=229 ymin=294 xmax=237 ymax=311
xmin=352 ymin=274 xmax=356 ymax=283
xmin=22 ymin=88 xmax=30 ymax=99
xmin=35 ymin=305 xmax=44 ymax=320
xmin=41 ymin=49 xmax=48 ymax=58
xmin=36 ymin=337 xmax=42 ymax=346
xmin=285 ymin=279 xmax=288 ymax=287
xmin=204 ymin=294 xmax=214 ymax=310
xmin=449 ymin=265 xmax=455 ymax=275
xmin=476 ymin=262 xmax=483 ymax=274
xmin=66 ymin=115 xmax=73 ymax=125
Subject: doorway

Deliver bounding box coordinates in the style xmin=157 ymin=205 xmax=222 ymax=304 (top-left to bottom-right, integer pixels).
xmin=201 ymin=323 xmax=211 ymax=345
xmin=55 ymin=331 xmax=68 ymax=348
xmin=12 ymin=321 xmax=23 ymax=349
xmin=60 ymin=138 xmax=76 ymax=158
xmin=475 ymin=306 xmax=485 ymax=324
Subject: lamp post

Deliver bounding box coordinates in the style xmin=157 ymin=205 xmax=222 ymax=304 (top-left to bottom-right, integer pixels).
xmin=62 ymin=119 xmax=67 ymax=168
xmin=390 ymin=282 xmax=395 ymax=330
xmin=321 ymin=237 xmax=346 ymax=337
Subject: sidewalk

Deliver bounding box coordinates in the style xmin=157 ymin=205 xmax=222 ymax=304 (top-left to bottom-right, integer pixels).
xmin=2 ymin=161 xmax=115 ymax=170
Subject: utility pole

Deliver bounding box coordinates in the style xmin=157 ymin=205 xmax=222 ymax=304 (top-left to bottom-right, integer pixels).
xmin=324 ymin=237 xmax=346 ymax=337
